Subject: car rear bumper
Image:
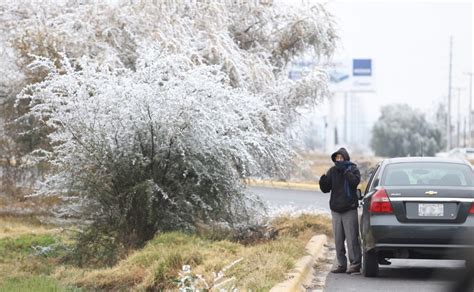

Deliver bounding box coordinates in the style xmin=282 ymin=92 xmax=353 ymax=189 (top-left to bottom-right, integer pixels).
xmin=365 ymin=215 xmax=474 ymax=259
xmin=373 ymin=244 xmax=474 ymax=259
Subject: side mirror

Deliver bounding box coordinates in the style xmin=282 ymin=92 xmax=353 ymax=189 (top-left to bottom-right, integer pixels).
xmin=357 ymin=189 xmax=363 ymax=200
xmin=372 ymin=178 xmax=379 ymax=188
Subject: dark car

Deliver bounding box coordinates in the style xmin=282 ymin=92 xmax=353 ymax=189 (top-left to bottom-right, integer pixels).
xmin=360 ymin=157 xmax=474 ymax=277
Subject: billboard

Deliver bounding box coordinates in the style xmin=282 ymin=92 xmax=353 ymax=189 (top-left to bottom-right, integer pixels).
xmin=352 ymin=59 xmax=372 ymax=76
xmin=290 ymin=58 xmax=374 ymax=91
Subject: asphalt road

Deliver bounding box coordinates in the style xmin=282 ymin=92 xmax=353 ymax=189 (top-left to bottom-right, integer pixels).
xmin=325 ymin=259 xmax=469 ymax=292
xmin=250 ymin=186 xmax=472 ymax=292
xmin=249 ymin=186 xmax=330 ymax=214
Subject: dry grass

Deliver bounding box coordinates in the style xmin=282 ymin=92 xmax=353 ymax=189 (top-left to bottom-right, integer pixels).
xmin=273 ymin=151 xmax=381 ymax=191
xmin=54 ymin=214 xmax=332 ymax=291
xmin=0 ymin=216 xmax=60 ymax=239
xmin=0 ymin=216 xmax=68 ymax=290
xmin=0 ymin=212 xmax=332 ymax=291
xmin=300 ymin=152 xmax=381 ymax=177
xmin=271 ymin=213 xmax=332 ymax=240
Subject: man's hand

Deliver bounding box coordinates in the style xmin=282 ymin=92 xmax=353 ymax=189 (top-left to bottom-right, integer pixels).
xmin=319 ymin=174 xmax=330 ymax=184
xmin=319 ymin=173 xmax=331 ymax=193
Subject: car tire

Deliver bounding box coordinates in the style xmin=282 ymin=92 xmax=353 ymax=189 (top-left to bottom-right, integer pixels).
xmin=362 ymin=249 xmax=379 ymax=277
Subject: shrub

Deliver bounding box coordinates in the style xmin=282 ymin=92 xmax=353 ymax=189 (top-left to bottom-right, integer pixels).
xmin=13 ymin=1 xmax=336 ymax=262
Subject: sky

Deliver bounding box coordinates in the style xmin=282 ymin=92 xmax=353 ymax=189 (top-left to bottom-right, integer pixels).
xmin=324 ymin=0 xmax=473 ymax=115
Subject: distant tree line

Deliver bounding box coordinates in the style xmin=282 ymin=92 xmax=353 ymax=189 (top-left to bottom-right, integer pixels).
xmin=371 ymin=104 xmax=445 ymax=157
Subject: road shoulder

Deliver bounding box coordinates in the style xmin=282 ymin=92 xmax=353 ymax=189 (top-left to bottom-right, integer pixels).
xmin=270 ymin=234 xmax=327 ymax=292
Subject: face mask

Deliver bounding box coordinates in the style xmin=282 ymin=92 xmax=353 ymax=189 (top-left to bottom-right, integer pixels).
xmin=335 ymin=160 xmax=345 ymax=170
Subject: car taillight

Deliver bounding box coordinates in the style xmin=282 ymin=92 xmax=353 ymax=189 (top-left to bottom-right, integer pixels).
xmin=469 ymin=203 xmax=474 ymax=214
xmin=369 ymin=189 xmax=393 ymax=214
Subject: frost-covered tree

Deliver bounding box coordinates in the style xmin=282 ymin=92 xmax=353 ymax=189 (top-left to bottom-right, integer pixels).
xmin=1 ymin=0 xmax=336 ymax=198
xmin=371 ymin=104 xmax=444 ymax=157
xmin=4 ymin=0 xmax=336 ymax=120
xmin=21 ymin=51 xmax=289 ymax=250
xmin=11 ymin=0 xmax=337 ymax=257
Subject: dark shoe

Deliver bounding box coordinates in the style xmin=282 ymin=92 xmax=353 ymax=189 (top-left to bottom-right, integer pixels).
xmin=331 ymin=266 xmax=347 ymax=273
xmin=378 ymin=258 xmax=392 ymax=265
xmin=346 ymin=265 xmax=361 ymax=274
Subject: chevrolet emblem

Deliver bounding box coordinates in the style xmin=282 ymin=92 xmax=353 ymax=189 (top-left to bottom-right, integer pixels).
xmin=425 ymin=191 xmax=437 ymax=196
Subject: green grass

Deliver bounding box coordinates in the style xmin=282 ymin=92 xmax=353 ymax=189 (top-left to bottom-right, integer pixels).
xmin=0 ymin=276 xmax=81 ymax=292
xmin=0 ymin=230 xmax=80 ymax=292
xmin=0 ymin=230 xmax=69 ymax=282
xmin=55 ymin=214 xmax=332 ymax=291
xmin=0 ymin=214 xmax=332 ymax=291
xmin=0 ymin=234 xmax=57 ymax=260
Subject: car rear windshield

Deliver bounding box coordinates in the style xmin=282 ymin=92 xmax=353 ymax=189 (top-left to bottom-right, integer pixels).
xmin=381 ymin=162 xmax=474 ymax=186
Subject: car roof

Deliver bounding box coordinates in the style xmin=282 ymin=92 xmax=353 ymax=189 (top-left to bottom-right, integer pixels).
xmin=382 ymin=156 xmax=471 ymax=165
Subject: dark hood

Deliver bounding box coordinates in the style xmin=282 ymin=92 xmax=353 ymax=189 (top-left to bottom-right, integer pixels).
xmin=331 ymin=147 xmax=351 ymax=162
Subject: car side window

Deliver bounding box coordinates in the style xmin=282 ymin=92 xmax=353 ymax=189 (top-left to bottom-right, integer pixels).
xmin=364 ymin=164 xmax=380 ymax=195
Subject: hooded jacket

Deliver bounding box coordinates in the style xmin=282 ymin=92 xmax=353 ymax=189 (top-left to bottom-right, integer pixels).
xmin=319 ymin=147 xmax=361 ymax=213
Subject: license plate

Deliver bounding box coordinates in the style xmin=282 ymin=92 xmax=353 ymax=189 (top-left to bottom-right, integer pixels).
xmin=418 ymin=203 xmax=444 ymax=217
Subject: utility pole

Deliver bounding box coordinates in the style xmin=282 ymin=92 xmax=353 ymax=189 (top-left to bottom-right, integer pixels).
xmin=464 ymin=118 xmax=467 ymax=147
xmin=465 ymin=72 xmax=473 ymax=147
xmin=457 ymin=88 xmax=461 ymax=147
xmin=453 ymin=87 xmax=463 ymax=148
xmin=447 ymin=36 xmax=453 ymax=151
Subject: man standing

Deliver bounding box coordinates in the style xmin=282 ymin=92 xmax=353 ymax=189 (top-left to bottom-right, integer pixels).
xmin=319 ymin=147 xmax=362 ymax=274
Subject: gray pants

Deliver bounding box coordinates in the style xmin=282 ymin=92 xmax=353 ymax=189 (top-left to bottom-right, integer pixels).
xmin=332 ymin=209 xmax=362 ymax=268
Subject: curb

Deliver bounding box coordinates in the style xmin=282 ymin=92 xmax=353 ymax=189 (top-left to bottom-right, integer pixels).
xmin=245 ymin=179 xmax=320 ymax=191
xmin=270 ymin=234 xmax=327 ymax=292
